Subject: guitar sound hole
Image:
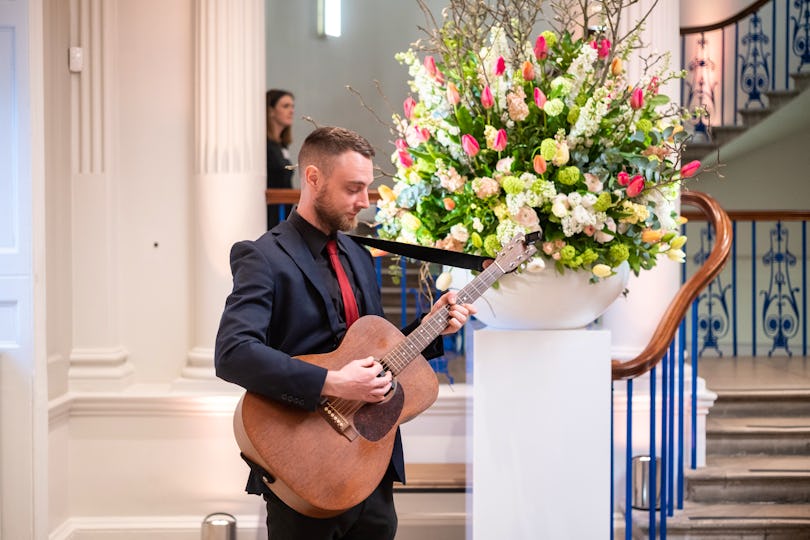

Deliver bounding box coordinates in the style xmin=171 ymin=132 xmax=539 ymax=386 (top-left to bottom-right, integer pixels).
xmin=353 ymin=384 xmax=405 ymax=441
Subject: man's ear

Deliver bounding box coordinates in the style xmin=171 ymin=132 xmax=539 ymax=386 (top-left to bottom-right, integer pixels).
xmin=303 ymin=164 xmax=320 ymax=187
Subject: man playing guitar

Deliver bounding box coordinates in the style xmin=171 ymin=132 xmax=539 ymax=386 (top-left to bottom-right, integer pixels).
xmin=215 ymin=126 xmax=475 ymax=539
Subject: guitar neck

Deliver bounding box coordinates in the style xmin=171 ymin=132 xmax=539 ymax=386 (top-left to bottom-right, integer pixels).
xmin=382 ymin=262 xmax=506 ymax=375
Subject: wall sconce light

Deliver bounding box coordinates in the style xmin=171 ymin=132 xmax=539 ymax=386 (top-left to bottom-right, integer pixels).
xmin=317 ymin=0 xmax=341 ymax=38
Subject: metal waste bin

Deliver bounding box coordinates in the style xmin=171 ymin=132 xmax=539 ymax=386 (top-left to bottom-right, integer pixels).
xmin=631 ymin=455 xmax=660 ymax=510
xmin=202 ymin=512 xmax=236 ymax=540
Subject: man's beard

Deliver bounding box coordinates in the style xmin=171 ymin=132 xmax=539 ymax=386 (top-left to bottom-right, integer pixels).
xmin=314 ymin=190 xmax=357 ymax=232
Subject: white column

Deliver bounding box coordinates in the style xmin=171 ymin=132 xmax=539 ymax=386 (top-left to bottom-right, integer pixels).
xmin=181 ymin=0 xmax=266 ymax=382
xmin=68 ymin=0 xmax=133 ymax=391
xmin=472 ymin=328 xmax=611 ymax=540
xmin=601 ymin=0 xmax=683 ymax=358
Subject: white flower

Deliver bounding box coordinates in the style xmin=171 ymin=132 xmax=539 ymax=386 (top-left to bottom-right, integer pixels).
xmin=450 ymin=223 xmax=470 ymax=243
xmin=435 ymin=271 xmax=453 ymax=291
xmin=525 ymin=257 xmax=546 ymax=272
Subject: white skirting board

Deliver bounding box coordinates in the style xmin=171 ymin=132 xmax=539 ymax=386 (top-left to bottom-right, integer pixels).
xmin=472 ymin=328 xmax=611 ymax=540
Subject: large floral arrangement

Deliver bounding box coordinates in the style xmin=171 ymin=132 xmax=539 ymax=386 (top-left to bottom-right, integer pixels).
xmin=374 ymin=0 xmax=700 ymax=280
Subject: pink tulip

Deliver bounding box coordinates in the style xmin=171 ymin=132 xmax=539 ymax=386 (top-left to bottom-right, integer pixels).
xmin=534 ymin=35 xmax=548 ymax=60
xmin=534 ymin=87 xmax=547 ymax=108
xmin=461 ymin=134 xmax=480 ymax=157
xmin=626 ymin=175 xmax=645 ymax=197
xmin=533 ymin=155 xmax=547 ymax=175
xmin=492 ymin=129 xmax=507 ymax=152
xmin=617 ymin=171 xmax=630 ymax=186
xmin=591 ymin=38 xmax=611 ymax=59
xmin=494 ymin=56 xmax=506 ymax=76
xmin=630 ymin=87 xmax=644 ymax=110
xmin=403 ymin=97 xmax=416 ymax=120
xmin=680 ymin=160 xmax=701 ymax=178
xmin=406 ymin=124 xmax=430 ymax=145
xmin=395 ymin=138 xmax=407 ymax=150
xmin=648 ymin=76 xmax=660 ymax=95
xmin=423 ymin=55 xmax=444 ymax=83
xmin=481 ymin=85 xmax=494 ymax=109
xmin=446 ymin=82 xmax=461 ymax=105
xmin=522 ymin=60 xmax=535 ymax=81
xmin=398 ymin=150 xmax=413 ymax=168
xmin=424 ymin=56 xmax=438 ymax=77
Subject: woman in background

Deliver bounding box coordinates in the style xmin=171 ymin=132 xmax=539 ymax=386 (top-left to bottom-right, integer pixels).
xmin=266 ymin=89 xmax=295 ymax=229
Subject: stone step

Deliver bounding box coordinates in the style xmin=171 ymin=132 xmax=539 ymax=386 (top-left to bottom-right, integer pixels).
xmin=709 ymin=124 xmax=747 ymax=147
xmin=633 ymin=502 xmax=810 ymax=539
xmin=738 ymin=107 xmax=772 ymax=128
xmin=686 ymin=455 xmax=810 ymax=504
xmin=706 ymin=415 xmax=810 ymax=455
xmin=682 ymin=141 xmax=717 ymax=164
xmin=710 ymin=389 xmax=810 ymax=418
xmin=792 ymin=71 xmax=810 ymax=93
xmin=764 ymin=88 xmax=800 ymax=110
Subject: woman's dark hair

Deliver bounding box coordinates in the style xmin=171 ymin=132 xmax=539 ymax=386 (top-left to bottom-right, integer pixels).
xmin=266 ymin=89 xmax=294 ymax=146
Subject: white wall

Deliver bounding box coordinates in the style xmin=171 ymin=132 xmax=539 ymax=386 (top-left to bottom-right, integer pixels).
xmin=265 ymin=0 xmax=448 ymax=186
xmin=116 ymin=0 xmax=194 ymax=383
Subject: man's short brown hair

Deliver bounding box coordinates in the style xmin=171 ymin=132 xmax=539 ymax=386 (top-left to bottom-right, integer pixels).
xmin=298 ymin=126 xmax=375 ymax=176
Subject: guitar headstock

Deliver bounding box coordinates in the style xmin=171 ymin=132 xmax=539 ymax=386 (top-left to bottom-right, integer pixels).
xmin=493 ymin=231 xmax=540 ymax=273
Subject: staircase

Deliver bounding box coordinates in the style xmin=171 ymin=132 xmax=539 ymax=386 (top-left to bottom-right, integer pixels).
xmin=681 ymin=71 xmax=810 ymax=166
xmin=647 ymin=356 xmax=810 ymax=538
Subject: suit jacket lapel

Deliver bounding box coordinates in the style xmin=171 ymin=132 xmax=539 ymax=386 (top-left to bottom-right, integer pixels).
xmin=274 ymin=223 xmax=344 ymax=336
xmin=338 ymin=233 xmax=383 ymax=317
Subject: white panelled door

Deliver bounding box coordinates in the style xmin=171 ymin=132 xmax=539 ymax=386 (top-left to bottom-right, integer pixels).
xmin=0 ymin=0 xmax=45 ymax=537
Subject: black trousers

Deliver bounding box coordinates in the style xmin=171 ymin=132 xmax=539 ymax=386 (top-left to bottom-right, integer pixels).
xmin=263 ymin=477 xmax=397 ymax=540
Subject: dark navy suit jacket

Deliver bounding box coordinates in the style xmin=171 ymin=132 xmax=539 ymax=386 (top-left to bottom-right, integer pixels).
xmin=215 ymin=218 xmax=441 ymax=495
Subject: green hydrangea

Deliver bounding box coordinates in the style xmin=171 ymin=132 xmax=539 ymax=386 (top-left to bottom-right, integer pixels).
xmin=557 ymin=166 xmax=581 ymax=186
xmin=608 ymin=243 xmax=630 ymax=265
xmin=540 ymin=139 xmax=557 ymax=160
xmin=636 ymin=118 xmax=653 ymax=134
xmin=567 ymin=105 xmax=580 ymax=124
xmin=593 ymin=192 xmax=612 ymax=212
xmin=559 ymin=245 xmax=576 ymax=262
xmin=502 ymin=176 xmax=524 ymax=195
xmin=543 ymin=98 xmax=565 ymax=117
xmin=483 ymin=234 xmax=501 ymax=257
xmin=581 ymin=248 xmax=598 ymax=266
xmin=541 ymin=30 xmax=557 ymax=48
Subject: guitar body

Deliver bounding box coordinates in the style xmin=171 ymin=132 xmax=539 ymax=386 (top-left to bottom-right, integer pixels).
xmin=234 ymin=314 xmax=439 ymax=518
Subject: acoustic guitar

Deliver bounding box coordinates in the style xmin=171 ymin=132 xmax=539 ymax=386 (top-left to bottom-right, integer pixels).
xmin=233 ymin=232 xmax=539 ymax=517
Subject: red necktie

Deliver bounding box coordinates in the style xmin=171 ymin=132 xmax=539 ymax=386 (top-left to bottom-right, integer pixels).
xmin=325 ymin=239 xmax=360 ymax=328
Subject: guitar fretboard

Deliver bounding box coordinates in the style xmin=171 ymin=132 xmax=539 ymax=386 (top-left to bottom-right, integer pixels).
xmin=380 ymin=261 xmax=506 ymax=375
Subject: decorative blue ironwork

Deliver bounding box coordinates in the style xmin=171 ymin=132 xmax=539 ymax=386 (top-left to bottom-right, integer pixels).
xmin=738 ymin=11 xmax=771 ymax=107
xmin=685 ymin=34 xmax=717 ymax=140
xmin=692 ymin=225 xmax=732 ymax=356
xmin=760 ymin=222 xmax=801 ymax=356
xmin=791 ymin=0 xmax=810 ymax=71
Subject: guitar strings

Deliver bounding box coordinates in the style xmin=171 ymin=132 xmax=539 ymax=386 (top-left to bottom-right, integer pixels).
xmin=325 ymin=263 xmax=502 ymax=421
xmin=322 ymin=240 xmax=531 ymax=435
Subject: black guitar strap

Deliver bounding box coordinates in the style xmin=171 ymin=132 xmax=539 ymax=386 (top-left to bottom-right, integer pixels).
xmin=348 ymin=235 xmax=491 ymax=272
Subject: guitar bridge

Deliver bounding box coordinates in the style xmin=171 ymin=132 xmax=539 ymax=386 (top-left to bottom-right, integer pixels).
xmin=318 ymin=400 xmax=359 ymax=442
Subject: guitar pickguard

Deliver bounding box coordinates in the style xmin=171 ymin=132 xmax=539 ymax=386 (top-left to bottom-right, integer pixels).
xmin=353 ymin=384 xmax=405 ymax=441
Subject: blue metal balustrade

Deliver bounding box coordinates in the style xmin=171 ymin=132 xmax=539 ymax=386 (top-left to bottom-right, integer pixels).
xmin=682 ymin=0 xmax=810 ymax=136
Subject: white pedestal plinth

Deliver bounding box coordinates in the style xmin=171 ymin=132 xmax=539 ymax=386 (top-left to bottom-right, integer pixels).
xmin=472 ymin=328 xmax=611 ymax=540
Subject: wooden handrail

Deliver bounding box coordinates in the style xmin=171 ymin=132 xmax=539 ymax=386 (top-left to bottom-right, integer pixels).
xmin=682 ymin=209 xmax=810 ymax=222
xmin=611 ymin=191 xmax=733 ymax=380
xmin=266 ymin=188 xmax=381 ymax=205
xmin=680 ymin=0 xmax=770 ymax=35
